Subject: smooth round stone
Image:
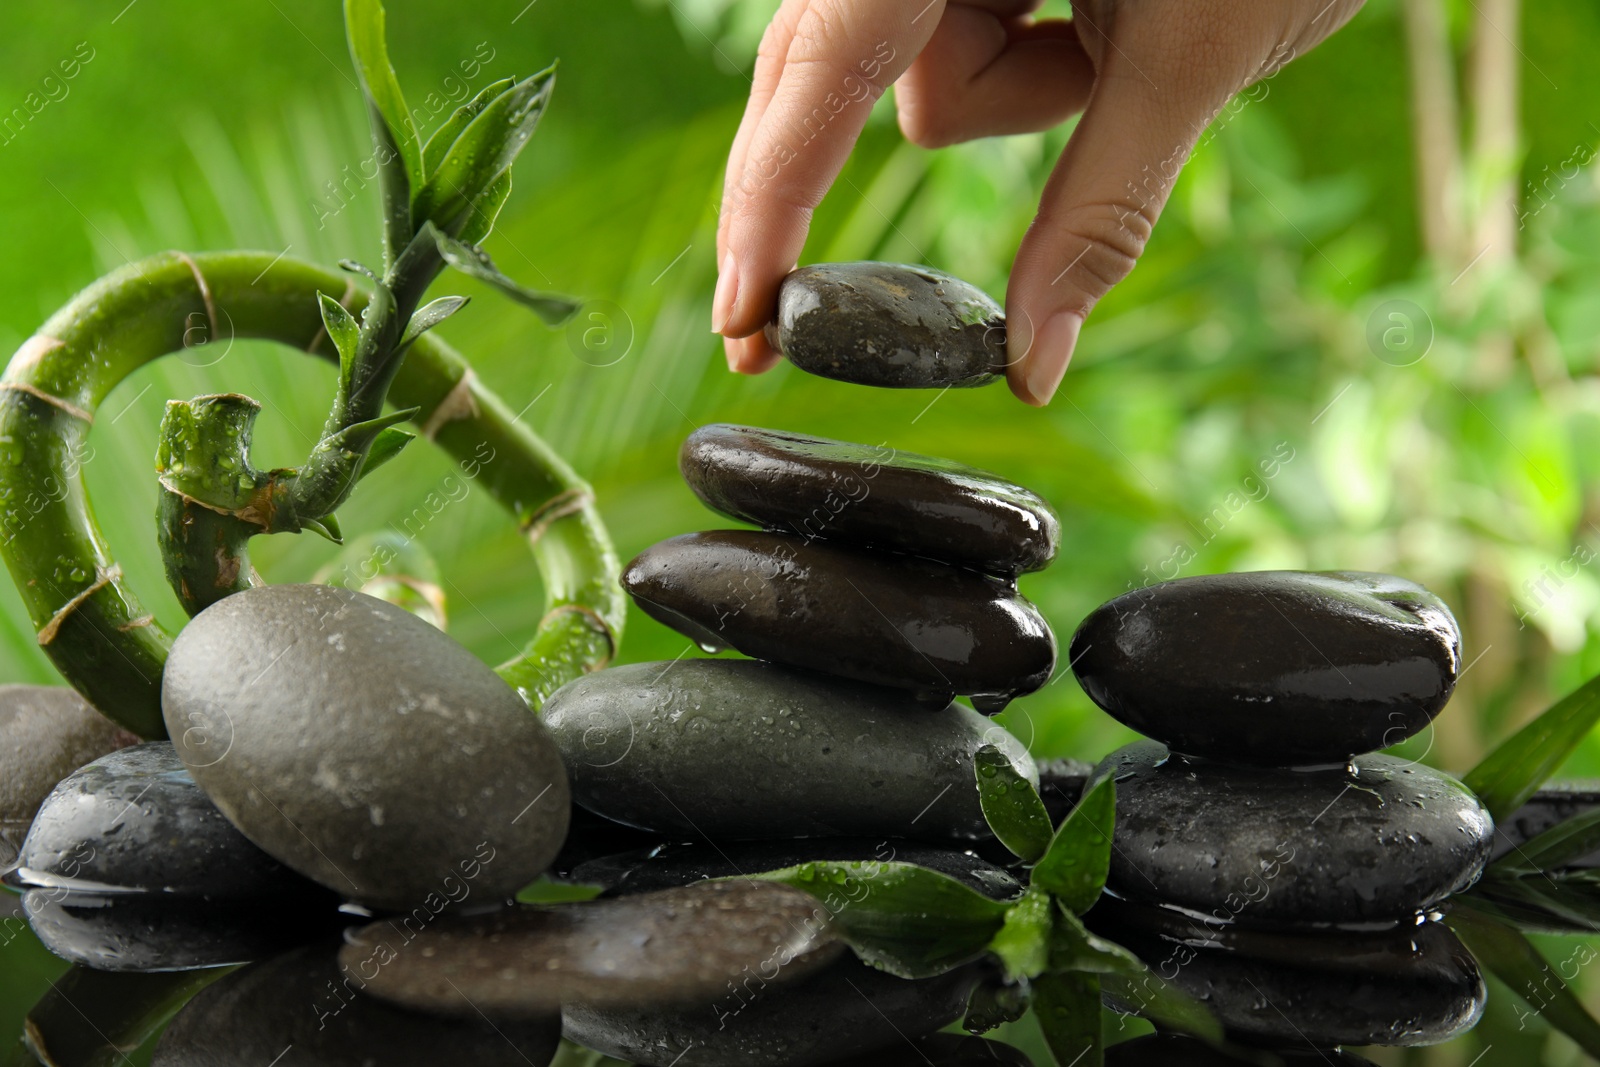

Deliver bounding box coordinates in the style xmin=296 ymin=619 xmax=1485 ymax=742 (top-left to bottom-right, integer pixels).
xmin=571 ymin=838 xmax=1023 ymax=902
xmin=768 ymin=262 xmax=1007 ymax=389
xmin=680 ymin=425 xmax=1059 ymax=576
xmin=1099 ymin=741 xmax=1493 ymax=926
xmin=16 ymin=743 xmax=317 ymax=898
xmin=161 ymin=584 xmax=570 ymax=912
xmin=624 ymin=532 xmax=1055 ymax=709
xmin=1036 ymin=756 xmax=1094 ymax=826
xmin=1107 ymin=1035 xmax=1375 ymax=1065
xmin=824 ymin=1034 xmax=1032 ymax=1066
xmin=341 ymin=881 xmax=843 ymax=1017
xmin=22 ymin=887 xmax=340 ymax=972
xmin=0 ymin=685 xmax=137 ymax=868
xmin=153 ymin=941 xmax=561 ymax=1066
xmin=1092 ymin=897 xmax=1484 ymax=1048
xmin=542 ymin=659 xmax=1037 ymax=842
xmin=1070 ymin=571 xmax=1462 ymax=765
xmin=1491 ymin=780 xmax=1600 ymax=867
xmin=562 ymin=954 xmax=984 ymax=1066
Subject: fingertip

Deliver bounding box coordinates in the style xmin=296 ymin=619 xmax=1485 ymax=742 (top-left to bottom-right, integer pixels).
xmin=724 ymin=332 xmax=783 ymax=375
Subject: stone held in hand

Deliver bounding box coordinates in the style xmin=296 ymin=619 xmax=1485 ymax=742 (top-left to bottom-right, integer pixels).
xmin=680 ymin=425 xmax=1059 ymax=577
xmin=0 ymin=685 xmax=138 ymax=869
xmin=768 ymin=262 xmax=1007 ymax=389
xmin=341 ymin=880 xmax=843 ymax=1018
xmin=1070 ymin=571 xmax=1462 ymax=765
xmin=1096 ymin=740 xmax=1494 ymax=927
xmin=161 ymin=584 xmax=570 ymax=913
xmin=541 ymin=659 xmax=1036 ymax=842
xmin=624 ymin=531 xmax=1055 ymax=710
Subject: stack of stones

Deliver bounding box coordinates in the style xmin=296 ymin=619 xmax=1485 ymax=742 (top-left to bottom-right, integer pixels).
xmin=1067 ymin=571 xmax=1496 ymax=1050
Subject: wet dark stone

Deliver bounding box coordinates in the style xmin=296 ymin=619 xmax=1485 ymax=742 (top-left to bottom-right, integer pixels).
xmin=1491 ymin=779 xmax=1600 ymax=867
xmin=548 ymin=804 xmax=665 ymax=881
xmin=161 ymin=584 xmax=570 ymax=912
xmin=341 ymin=881 xmax=843 ymax=1017
xmin=1098 ymin=741 xmax=1493 ymax=926
xmin=562 ymin=953 xmax=985 ymax=1066
xmin=21 ymin=887 xmax=341 ymax=972
xmin=768 ymin=262 xmax=1007 ymax=389
xmin=1037 ymin=756 xmax=1094 ymax=826
xmin=0 ymin=685 xmax=138 ymax=868
xmin=152 ymin=940 xmax=561 ymax=1066
xmin=571 ymin=838 xmax=1023 ymax=902
xmin=680 ymin=425 xmax=1058 ymax=576
xmin=542 ymin=659 xmax=1036 ymax=842
xmin=16 ymin=743 xmax=319 ymax=898
xmin=1091 ymin=896 xmax=1484 ymax=1048
xmin=1106 ymin=1035 xmax=1376 ymax=1065
xmin=824 ymin=1033 xmax=1032 ymax=1065
xmin=1070 ymin=571 xmax=1462 ymax=765
xmin=624 ymin=531 xmax=1055 ymax=708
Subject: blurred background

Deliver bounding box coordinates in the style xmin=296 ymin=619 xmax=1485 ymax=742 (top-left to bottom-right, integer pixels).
xmin=1 ymin=0 xmax=1598 ymax=1062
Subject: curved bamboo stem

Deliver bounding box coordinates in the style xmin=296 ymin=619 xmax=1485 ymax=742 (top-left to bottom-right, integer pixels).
xmin=0 ymin=250 xmax=622 ymax=738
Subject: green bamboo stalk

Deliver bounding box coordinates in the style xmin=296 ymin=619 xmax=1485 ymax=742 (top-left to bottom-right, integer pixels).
xmin=0 ymin=250 xmax=622 ymax=738
xmin=5 ymin=966 xmax=221 ymax=1067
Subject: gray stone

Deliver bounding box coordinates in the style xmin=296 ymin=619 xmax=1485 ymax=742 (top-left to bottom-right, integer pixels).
xmin=1070 ymin=572 xmax=1462 ymax=765
xmin=680 ymin=424 xmax=1058 ymax=576
xmin=161 ymin=584 xmax=569 ymax=912
xmin=1491 ymin=780 xmax=1600 ymax=867
xmin=341 ymin=881 xmax=843 ymax=1017
xmin=0 ymin=685 xmax=137 ymax=868
xmin=1107 ymin=1035 xmax=1376 ymax=1065
xmin=542 ymin=659 xmax=1036 ymax=842
xmin=1099 ymin=741 xmax=1494 ymax=925
xmin=1036 ymin=756 xmax=1094 ymax=826
xmin=769 ymin=263 xmax=1007 ymax=389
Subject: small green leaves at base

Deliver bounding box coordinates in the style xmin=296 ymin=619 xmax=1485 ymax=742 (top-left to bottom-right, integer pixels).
xmin=360 ymin=426 xmax=416 ymax=480
xmin=975 ymin=744 xmax=1053 ymax=863
xmin=1466 ymin=672 xmax=1600 ymax=821
xmin=1033 ymin=775 xmax=1116 ymax=914
xmin=400 ymin=296 xmax=470 ymax=352
xmin=432 ymin=227 xmax=579 ymax=325
xmin=989 ymin=885 xmax=1053 ymax=982
xmin=324 ymin=407 xmax=419 ymax=459
xmin=963 ymin=978 xmax=1028 ymax=1035
xmin=1032 ymin=971 xmax=1102 ymax=1067
xmin=301 ymin=515 xmax=343 ymax=544
xmin=317 ymin=292 xmax=361 ymax=368
xmin=745 ymin=860 xmax=1008 ymax=980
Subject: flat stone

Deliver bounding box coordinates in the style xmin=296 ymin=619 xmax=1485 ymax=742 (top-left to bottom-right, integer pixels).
xmin=1092 ymin=897 xmax=1484 ymax=1048
xmin=624 ymin=532 xmax=1055 ymax=709
xmin=1098 ymin=741 xmax=1493 ymax=926
xmin=562 ymin=954 xmax=984 ymax=1066
xmin=161 ymin=584 xmax=569 ymax=912
xmin=824 ymin=1034 xmax=1032 ymax=1065
xmin=152 ymin=940 xmax=561 ymax=1066
xmin=1107 ymin=1035 xmax=1376 ymax=1065
xmin=0 ymin=685 xmax=138 ymax=868
xmin=570 ymin=838 xmax=1023 ymax=901
xmin=679 ymin=425 xmax=1058 ymax=576
xmin=768 ymin=263 xmax=1007 ymax=389
xmin=542 ymin=659 xmax=1036 ymax=842
xmin=1070 ymin=572 xmax=1462 ymax=765
xmin=341 ymin=881 xmax=843 ymax=1017
xmin=1490 ymin=780 xmax=1600 ymax=867
xmin=16 ymin=743 xmax=318 ymax=898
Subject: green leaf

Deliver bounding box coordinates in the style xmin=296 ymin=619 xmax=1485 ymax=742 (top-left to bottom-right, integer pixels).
xmin=1493 ymin=808 xmax=1600 ymax=875
xmin=359 ymin=426 xmax=415 ymax=480
xmin=1048 ymin=905 xmax=1143 ymax=978
xmin=422 ymin=78 xmax=516 ymax=177
xmin=302 ymin=514 xmax=343 ymax=544
xmin=975 ymin=744 xmax=1053 ymax=863
xmin=1466 ymin=673 xmax=1600 ymax=821
xmin=1032 ymin=971 xmax=1102 ymax=1067
xmin=1449 ymin=901 xmax=1600 ymax=1058
xmin=366 ymin=98 xmax=412 ymax=269
xmin=989 ymin=885 xmax=1053 ymax=982
xmin=324 ymin=406 xmax=420 ymax=456
xmin=400 ymin=295 xmax=470 ymax=351
xmin=343 ymin=0 xmax=421 ymax=189
xmin=456 ymin=170 xmax=512 ymax=247
xmin=517 ymin=877 xmax=604 ymax=904
xmin=1053 ymin=908 xmax=1223 ymax=1043
xmin=1032 ymin=774 xmax=1116 ymax=913
xmin=746 ymin=861 xmax=1008 ymax=980
xmin=962 ymin=978 xmax=1027 ymax=1035
xmin=432 ymin=228 xmax=580 ymax=325
xmin=317 ymin=291 xmax=360 ymax=369
xmin=414 ymin=65 xmax=555 ymax=237
xmin=1469 ymin=872 xmax=1600 ymax=935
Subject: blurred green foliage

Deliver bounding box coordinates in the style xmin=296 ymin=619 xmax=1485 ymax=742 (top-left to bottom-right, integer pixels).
xmin=1 ymin=0 xmax=1599 ymax=1061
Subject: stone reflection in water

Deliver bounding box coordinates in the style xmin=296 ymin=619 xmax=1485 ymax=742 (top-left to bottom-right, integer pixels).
xmin=151 ymin=941 xmax=561 ymax=1067
xmin=1492 ymin=780 xmax=1600 ymax=867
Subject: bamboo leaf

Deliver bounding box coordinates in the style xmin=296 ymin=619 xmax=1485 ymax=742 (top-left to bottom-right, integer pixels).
xmin=975 ymin=744 xmax=1053 ymax=863
xmin=359 ymin=426 xmax=415 ymax=479
xmin=317 ymin=292 xmax=361 ymax=372
xmin=1470 ymin=873 xmax=1600 ymax=935
xmin=324 ymin=406 xmax=420 ymax=456
xmin=366 ymin=98 xmax=412 ymax=268
xmin=962 ymin=979 xmax=1027 ymax=1035
xmin=456 ymin=170 xmax=513 ymax=248
xmin=400 ymin=295 xmax=470 ymax=351
xmin=343 ymin=0 xmax=421 ymax=189
xmin=302 ymin=515 xmax=343 ymax=544
xmin=1466 ymin=673 xmax=1600 ymax=821
xmin=1032 ymin=774 xmax=1116 ymax=913
xmin=433 ymin=228 xmax=579 ymax=325
xmin=1032 ymin=971 xmax=1102 ymax=1067
xmin=745 ymin=860 xmax=1007 ymax=980
xmin=1054 ymin=908 xmax=1223 ymax=1043
xmin=988 ymin=885 xmax=1053 ymax=982
xmin=422 ymin=78 xmax=516 ymax=177
xmin=1493 ymin=808 xmax=1600 ymax=875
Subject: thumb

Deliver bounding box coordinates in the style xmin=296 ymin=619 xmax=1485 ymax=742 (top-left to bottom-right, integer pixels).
xmin=1005 ymin=55 xmax=1220 ymax=406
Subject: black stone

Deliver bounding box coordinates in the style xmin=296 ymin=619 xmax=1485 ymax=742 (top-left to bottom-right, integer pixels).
xmin=624 ymin=531 xmax=1055 ymax=709
xmin=680 ymin=425 xmax=1058 ymax=576
xmin=161 ymin=584 xmax=570 ymax=912
xmin=1106 ymin=1035 xmax=1376 ymax=1065
xmin=1491 ymin=780 xmax=1600 ymax=867
xmin=542 ymin=659 xmax=1036 ymax=842
xmin=1091 ymin=896 xmax=1484 ymax=1049
xmin=1070 ymin=571 xmax=1462 ymax=765
xmin=768 ymin=262 xmax=1007 ymax=389
xmin=1098 ymin=741 xmax=1494 ymax=926
xmin=824 ymin=1033 xmax=1032 ymax=1065
xmin=1036 ymin=756 xmax=1094 ymax=826
xmin=152 ymin=941 xmax=561 ymax=1066
xmin=562 ymin=954 xmax=986 ymax=1066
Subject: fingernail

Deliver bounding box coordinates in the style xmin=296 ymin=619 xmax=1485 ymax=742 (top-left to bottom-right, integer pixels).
xmin=1022 ymin=311 xmax=1082 ymax=405
xmin=711 ymin=251 xmax=738 ymax=334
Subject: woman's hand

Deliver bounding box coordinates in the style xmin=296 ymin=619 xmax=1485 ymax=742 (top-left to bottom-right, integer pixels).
xmin=713 ymin=0 xmax=1364 ymax=404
